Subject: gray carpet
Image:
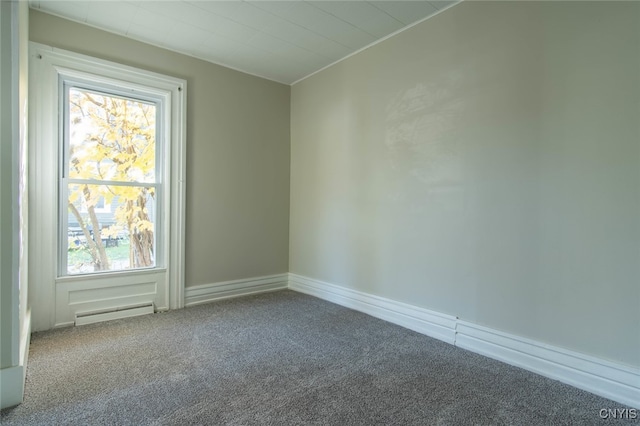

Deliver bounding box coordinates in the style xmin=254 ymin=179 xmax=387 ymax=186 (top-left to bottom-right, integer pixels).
xmin=1 ymin=290 xmax=635 ymax=425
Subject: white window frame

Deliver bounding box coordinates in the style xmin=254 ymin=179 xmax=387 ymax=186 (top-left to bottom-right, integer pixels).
xmin=29 ymin=43 xmax=186 ymax=331
xmin=60 ymin=80 xmax=165 ymax=275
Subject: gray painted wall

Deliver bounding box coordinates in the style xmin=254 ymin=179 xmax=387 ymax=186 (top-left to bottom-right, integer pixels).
xmin=30 ymin=10 xmax=291 ymax=287
xmin=290 ymin=2 xmax=640 ymax=367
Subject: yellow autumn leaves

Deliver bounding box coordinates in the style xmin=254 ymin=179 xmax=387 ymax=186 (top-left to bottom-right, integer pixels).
xmin=67 ymin=88 xmax=157 ymax=272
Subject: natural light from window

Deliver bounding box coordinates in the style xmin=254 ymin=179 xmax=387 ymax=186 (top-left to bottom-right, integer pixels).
xmin=64 ymin=88 xmax=158 ymax=274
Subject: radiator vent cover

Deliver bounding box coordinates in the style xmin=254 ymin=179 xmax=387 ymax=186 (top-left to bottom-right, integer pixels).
xmin=75 ymin=302 xmax=155 ymax=326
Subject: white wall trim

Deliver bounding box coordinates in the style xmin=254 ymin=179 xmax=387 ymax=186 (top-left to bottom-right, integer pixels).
xmin=287 ymin=273 xmax=640 ymax=409
xmin=288 ymin=273 xmax=458 ymax=345
xmin=185 ymin=274 xmax=289 ymax=307
xmin=0 ymin=365 xmax=24 ymax=409
xmin=456 ymin=321 xmax=640 ymax=409
xmin=0 ymin=310 xmax=30 ymax=410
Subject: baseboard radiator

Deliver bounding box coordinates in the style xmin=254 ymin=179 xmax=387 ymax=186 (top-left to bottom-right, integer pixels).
xmin=75 ymin=302 xmax=155 ymax=326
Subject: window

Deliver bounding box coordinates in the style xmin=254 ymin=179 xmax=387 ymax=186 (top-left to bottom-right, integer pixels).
xmin=30 ymin=42 xmax=186 ymax=330
xmin=62 ymin=85 xmax=162 ymax=275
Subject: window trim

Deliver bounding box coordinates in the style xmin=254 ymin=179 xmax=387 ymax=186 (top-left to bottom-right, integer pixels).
xmin=29 ymin=43 xmax=186 ymax=330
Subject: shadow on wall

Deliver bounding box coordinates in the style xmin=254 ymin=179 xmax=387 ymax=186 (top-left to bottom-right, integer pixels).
xmin=384 ymin=72 xmax=466 ymax=203
xmin=373 ymin=72 xmax=473 ymax=310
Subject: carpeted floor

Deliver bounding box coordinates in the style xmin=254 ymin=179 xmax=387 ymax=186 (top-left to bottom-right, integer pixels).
xmin=1 ymin=290 xmax=635 ymax=425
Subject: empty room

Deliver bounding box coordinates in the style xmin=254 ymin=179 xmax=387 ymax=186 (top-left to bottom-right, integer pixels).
xmin=1 ymin=0 xmax=638 ymax=424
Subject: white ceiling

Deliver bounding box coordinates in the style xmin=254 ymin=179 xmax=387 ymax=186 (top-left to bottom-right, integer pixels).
xmin=29 ymin=1 xmax=459 ymax=85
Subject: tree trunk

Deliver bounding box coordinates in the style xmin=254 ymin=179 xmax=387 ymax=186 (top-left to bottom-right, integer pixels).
xmin=83 ymin=185 xmax=110 ymax=270
xmin=68 ymin=202 xmax=99 ymax=268
xmin=68 ymin=200 xmax=110 ymax=271
xmin=126 ymin=192 xmax=154 ymax=268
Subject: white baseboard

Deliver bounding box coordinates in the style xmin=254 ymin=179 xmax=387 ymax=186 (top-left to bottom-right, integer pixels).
xmin=0 ymin=366 xmax=24 ymax=410
xmin=185 ymin=274 xmax=288 ymax=307
xmin=456 ymin=321 xmax=640 ymax=409
xmin=288 ymin=273 xmax=457 ymax=345
xmin=288 ymin=273 xmax=640 ymax=409
xmin=0 ymin=310 xmax=31 ymax=410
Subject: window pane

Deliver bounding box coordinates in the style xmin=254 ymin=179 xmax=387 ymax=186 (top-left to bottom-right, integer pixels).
xmin=67 ymin=183 xmax=156 ymax=274
xmin=67 ymin=88 xmax=156 ymax=183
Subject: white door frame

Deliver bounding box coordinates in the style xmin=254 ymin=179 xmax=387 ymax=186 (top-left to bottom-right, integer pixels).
xmin=29 ymin=43 xmax=186 ymax=331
